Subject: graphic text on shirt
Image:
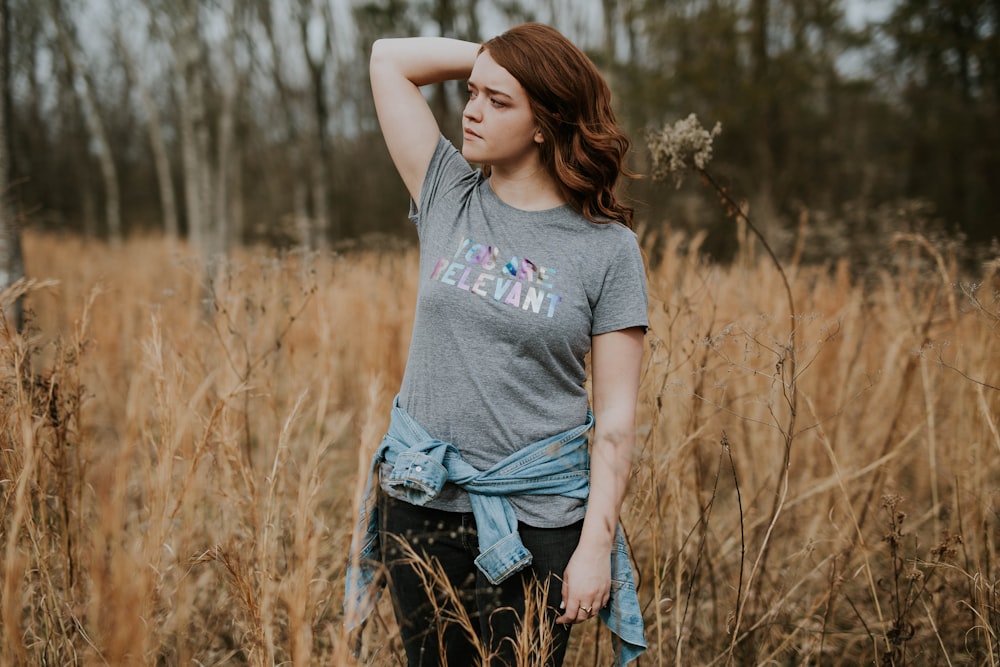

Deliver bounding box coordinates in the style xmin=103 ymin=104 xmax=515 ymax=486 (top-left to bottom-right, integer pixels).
xmin=428 ymin=237 xmax=564 ymax=318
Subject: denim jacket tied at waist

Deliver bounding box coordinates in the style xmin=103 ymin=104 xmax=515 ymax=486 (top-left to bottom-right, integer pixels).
xmin=344 ymin=397 xmax=647 ymax=665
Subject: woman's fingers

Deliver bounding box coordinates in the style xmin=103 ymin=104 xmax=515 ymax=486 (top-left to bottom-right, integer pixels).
xmin=557 ymin=599 xmax=599 ymax=624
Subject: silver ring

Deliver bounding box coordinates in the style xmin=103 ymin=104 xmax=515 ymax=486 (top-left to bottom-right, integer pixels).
xmin=582 ymin=606 xmax=593 ymax=614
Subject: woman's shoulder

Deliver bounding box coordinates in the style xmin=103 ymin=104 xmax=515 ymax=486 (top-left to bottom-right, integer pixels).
xmin=572 ymin=219 xmax=645 ymax=273
xmin=570 ymin=215 xmax=640 ymax=246
xmin=428 ymin=136 xmax=476 ymax=180
xmin=419 ymin=136 xmax=482 ymax=206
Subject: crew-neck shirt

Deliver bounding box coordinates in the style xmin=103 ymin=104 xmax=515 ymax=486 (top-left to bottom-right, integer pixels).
xmin=388 ymin=136 xmax=649 ymax=527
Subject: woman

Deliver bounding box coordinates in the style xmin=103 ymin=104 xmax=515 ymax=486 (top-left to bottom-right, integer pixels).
xmin=347 ymin=22 xmax=648 ymax=667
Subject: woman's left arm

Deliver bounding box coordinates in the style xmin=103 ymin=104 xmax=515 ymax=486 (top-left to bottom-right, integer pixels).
xmin=556 ymin=326 xmax=645 ymax=624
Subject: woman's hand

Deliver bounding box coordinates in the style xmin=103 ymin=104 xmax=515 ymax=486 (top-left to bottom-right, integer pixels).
xmin=556 ymin=541 xmax=611 ymax=624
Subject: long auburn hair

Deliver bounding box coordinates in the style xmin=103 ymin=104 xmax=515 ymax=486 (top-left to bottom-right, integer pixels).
xmin=481 ymin=23 xmax=635 ymax=228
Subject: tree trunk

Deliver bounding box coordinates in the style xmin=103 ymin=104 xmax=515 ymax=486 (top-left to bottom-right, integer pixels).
xmin=213 ymin=1 xmax=238 ymax=256
xmin=231 ymin=136 xmax=245 ymax=245
xmin=624 ymin=0 xmax=638 ymax=64
xmin=294 ymin=181 xmax=310 ymax=249
xmin=298 ymin=0 xmax=333 ymax=244
xmin=50 ymin=0 xmax=122 ymax=243
xmin=114 ymin=20 xmax=179 ymax=239
xmin=0 ymin=0 xmax=24 ymax=330
xmin=749 ymin=0 xmax=776 ymax=226
xmin=993 ymin=0 xmax=1000 ymax=106
xmin=48 ymin=43 xmax=96 ymax=236
xmin=430 ymin=0 xmax=457 ymax=130
xmin=263 ymin=0 xmax=311 ymax=249
xmin=602 ymin=0 xmax=618 ymax=62
xmin=174 ymin=0 xmax=212 ymax=251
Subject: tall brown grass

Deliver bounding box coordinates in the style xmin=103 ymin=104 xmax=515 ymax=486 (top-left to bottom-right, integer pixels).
xmin=1 ymin=229 xmax=998 ymax=665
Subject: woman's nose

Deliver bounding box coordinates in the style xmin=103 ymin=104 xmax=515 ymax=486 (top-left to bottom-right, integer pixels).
xmin=463 ymin=98 xmax=481 ymax=120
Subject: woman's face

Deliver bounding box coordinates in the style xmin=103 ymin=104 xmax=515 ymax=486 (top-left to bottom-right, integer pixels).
xmin=462 ymin=50 xmax=542 ymax=170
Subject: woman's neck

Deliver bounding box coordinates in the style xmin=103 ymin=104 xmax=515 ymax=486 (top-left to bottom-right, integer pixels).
xmin=488 ymin=163 xmax=564 ymax=211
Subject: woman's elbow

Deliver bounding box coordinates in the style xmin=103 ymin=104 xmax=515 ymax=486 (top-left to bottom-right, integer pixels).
xmin=370 ymin=38 xmax=404 ymax=72
xmin=369 ymin=39 xmax=388 ymax=69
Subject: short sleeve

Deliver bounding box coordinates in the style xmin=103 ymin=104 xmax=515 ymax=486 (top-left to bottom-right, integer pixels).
xmin=591 ymin=228 xmax=649 ymax=336
xmin=408 ymin=136 xmax=475 ymax=233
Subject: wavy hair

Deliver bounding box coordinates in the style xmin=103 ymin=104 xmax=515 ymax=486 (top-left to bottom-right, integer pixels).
xmin=481 ymin=23 xmax=636 ymax=227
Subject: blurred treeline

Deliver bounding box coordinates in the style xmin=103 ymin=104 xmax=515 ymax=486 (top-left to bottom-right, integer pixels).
xmin=6 ymin=0 xmax=1000 ymax=260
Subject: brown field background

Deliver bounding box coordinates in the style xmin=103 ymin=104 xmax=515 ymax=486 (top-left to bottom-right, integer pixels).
xmin=2 ymin=230 xmax=999 ymax=666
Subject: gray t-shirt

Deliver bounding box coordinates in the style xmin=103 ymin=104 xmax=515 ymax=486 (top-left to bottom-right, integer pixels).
xmin=388 ymin=136 xmax=648 ymax=528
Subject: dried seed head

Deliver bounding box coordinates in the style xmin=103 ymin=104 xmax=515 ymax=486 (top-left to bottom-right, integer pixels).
xmin=647 ymin=113 xmax=723 ymax=188
xmin=881 ymin=494 xmax=903 ymax=511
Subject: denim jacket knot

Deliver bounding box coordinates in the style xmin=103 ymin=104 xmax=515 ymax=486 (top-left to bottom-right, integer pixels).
xmin=345 ymin=397 xmax=647 ymax=665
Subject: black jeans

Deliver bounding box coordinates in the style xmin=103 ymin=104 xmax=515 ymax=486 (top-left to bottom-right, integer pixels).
xmin=379 ymin=492 xmax=583 ymax=667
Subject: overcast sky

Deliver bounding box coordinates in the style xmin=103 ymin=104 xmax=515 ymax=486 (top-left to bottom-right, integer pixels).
xmin=844 ymin=0 xmax=896 ymax=27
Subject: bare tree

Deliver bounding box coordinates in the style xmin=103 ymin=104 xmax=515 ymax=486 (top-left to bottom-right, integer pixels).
xmin=148 ymin=0 xmax=248 ymax=253
xmin=113 ymin=2 xmax=180 ymax=239
xmin=256 ymin=0 xmax=309 ymax=247
xmin=749 ymin=0 xmax=777 ymax=222
xmin=49 ymin=0 xmax=123 ymax=242
xmin=0 ymin=0 xmax=24 ymax=330
xmin=296 ymin=0 xmax=335 ymax=245
xmin=112 ymin=4 xmax=179 ymax=239
xmin=170 ymin=0 xmax=213 ymax=251
xmin=255 ymin=0 xmax=339 ymax=248
xmin=213 ymin=0 xmax=239 ymax=254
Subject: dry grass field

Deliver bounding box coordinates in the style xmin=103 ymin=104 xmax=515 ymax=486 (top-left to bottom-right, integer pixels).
xmin=2 ymin=229 xmax=999 ymax=666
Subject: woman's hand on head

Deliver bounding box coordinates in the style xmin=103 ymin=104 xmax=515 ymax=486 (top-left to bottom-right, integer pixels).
xmin=555 ymin=542 xmax=611 ymax=624
xmin=370 ymin=37 xmax=480 ymax=202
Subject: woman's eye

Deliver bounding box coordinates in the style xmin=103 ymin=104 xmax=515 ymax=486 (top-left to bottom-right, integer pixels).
xmin=490 ymin=98 xmax=505 ymax=108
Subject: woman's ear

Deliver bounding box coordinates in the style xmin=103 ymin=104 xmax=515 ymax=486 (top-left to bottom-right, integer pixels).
xmin=534 ymin=129 xmax=545 ymax=144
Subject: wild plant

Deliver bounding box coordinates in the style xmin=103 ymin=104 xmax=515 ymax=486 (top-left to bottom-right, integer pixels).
xmin=2 ymin=210 xmax=998 ymax=665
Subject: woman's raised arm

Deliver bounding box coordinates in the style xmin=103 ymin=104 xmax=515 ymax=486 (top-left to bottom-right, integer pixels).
xmin=369 ymin=37 xmax=480 ymax=202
